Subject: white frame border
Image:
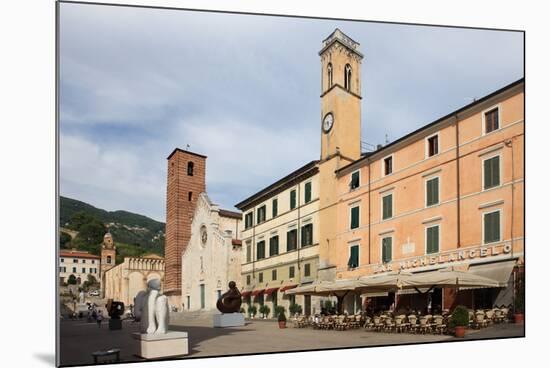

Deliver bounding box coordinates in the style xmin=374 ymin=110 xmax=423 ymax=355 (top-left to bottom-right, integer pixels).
xmin=425 ymin=132 xmax=440 ymax=158
xmin=481 ymin=103 xmax=502 ymax=136
xmin=482 ymin=208 xmax=503 ymax=245
xmin=481 ymin=151 xmax=503 ymax=191
xmin=424 ymin=222 xmax=441 ymax=255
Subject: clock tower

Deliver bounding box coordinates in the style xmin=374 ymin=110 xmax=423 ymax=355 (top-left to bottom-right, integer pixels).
xmin=319 ymin=28 xmax=363 ymax=161
xmin=318 ymin=29 xmax=363 ymax=282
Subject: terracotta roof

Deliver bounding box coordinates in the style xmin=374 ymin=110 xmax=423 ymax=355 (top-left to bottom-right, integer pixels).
xmin=59 ymin=250 xmax=100 ymax=259
xmin=219 ymin=209 xmax=242 ymax=219
xmin=166 ymin=147 xmax=207 ymax=160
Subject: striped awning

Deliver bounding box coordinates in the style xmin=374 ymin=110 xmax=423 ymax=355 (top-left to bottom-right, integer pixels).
xmin=280 ymin=284 xmax=297 ymax=292
xmin=240 ymin=291 xmax=252 ymax=298
xmin=264 ymin=287 xmax=279 ymax=296
xmin=251 ymin=289 xmax=265 ymax=297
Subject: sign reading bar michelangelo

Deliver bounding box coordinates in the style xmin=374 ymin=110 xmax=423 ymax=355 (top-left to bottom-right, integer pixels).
xmin=373 ymin=243 xmax=513 ymax=274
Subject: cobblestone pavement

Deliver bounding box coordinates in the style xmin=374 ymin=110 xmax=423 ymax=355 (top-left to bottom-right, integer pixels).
xmin=58 ymin=316 xmax=524 ymax=366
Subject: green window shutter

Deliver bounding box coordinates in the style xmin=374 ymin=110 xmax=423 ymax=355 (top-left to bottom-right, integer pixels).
xmin=290 ymin=190 xmax=296 ymax=209
xmin=350 ymin=245 xmax=359 ymax=268
xmin=485 ymin=211 xmax=500 ymax=243
xmin=351 ymin=171 xmax=360 ymax=189
xmin=492 ymin=156 xmax=500 ymax=187
xmin=484 ymin=158 xmax=492 ymax=189
xmin=305 ymin=182 xmax=312 ymax=203
xmin=427 ymin=178 xmax=439 ymax=206
xmin=350 ymin=206 xmax=360 ymax=229
xmin=427 ymin=226 xmax=439 ymax=254
xmin=272 ymin=199 xmax=278 ymax=217
xmin=383 ymin=195 xmax=392 ymax=219
xmin=382 ymin=238 xmax=392 ymax=263
xmin=484 ymin=156 xmax=500 ymax=189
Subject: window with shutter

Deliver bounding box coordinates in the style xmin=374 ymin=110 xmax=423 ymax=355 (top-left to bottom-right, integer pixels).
xmin=483 ymin=156 xmax=500 ymax=189
xmin=484 ymin=211 xmax=501 ymax=244
xmin=289 ymin=266 xmax=295 ymax=278
xmin=382 ymin=194 xmax=393 ymax=220
xmin=350 ymin=171 xmax=360 ymax=190
xmin=350 ymin=206 xmax=360 ymax=229
xmin=257 ymin=241 xmax=265 ymax=260
xmin=246 ymin=242 xmax=251 ymax=263
xmin=384 ymin=156 xmax=393 ymax=175
xmin=272 ymin=269 xmax=277 ymax=280
xmin=304 ymin=263 xmax=311 ymax=277
xmin=272 ymin=198 xmax=278 ymax=218
xmin=382 ymin=237 xmax=392 ymax=263
xmin=485 ymin=108 xmax=499 ymax=133
xmin=259 ymin=272 xmax=263 ymax=283
xmin=305 ymin=182 xmax=312 ymax=203
xmin=301 ymin=224 xmax=313 ymax=247
xmin=426 ymin=177 xmax=439 ymax=206
xmin=426 ymin=225 xmax=439 ymax=254
xmin=290 ymin=190 xmax=297 ymax=209
xmin=287 ymin=229 xmax=297 ymax=251
xmin=269 ymin=236 xmax=279 ymax=256
xmin=348 ymin=245 xmax=359 ymax=268
xmin=427 ymin=135 xmax=439 ymax=157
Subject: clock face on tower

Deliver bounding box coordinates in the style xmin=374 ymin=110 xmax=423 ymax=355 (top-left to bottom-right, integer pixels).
xmin=322 ymin=112 xmax=334 ymax=133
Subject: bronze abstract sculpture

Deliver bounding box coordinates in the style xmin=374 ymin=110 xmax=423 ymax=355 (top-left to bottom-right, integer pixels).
xmin=216 ymin=281 xmax=242 ymax=313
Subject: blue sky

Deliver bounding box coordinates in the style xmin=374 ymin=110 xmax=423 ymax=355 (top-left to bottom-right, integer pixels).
xmin=59 ymin=3 xmax=523 ymax=222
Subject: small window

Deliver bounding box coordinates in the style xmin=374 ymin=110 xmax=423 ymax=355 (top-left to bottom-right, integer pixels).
xmin=82 ymin=259 xmax=86 ymax=263
xmin=257 ymin=205 xmax=266 ymax=224
xmin=289 ymin=266 xmax=295 ymax=278
xmin=246 ymin=242 xmax=251 ymax=263
xmin=350 ymin=171 xmax=360 ymax=190
xmin=269 ymin=236 xmax=279 ymax=256
xmin=246 ymin=275 xmax=251 ymax=285
xmin=259 ymin=272 xmax=263 ymax=283
xmin=327 ymin=63 xmax=333 ymax=89
xmin=382 ymin=237 xmax=392 ymax=263
xmin=188 ymin=191 xmax=193 ymax=201
xmin=245 ymin=212 xmax=254 ymax=229
xmin=272 ymin=198 xmax=278 ymax=218
xmin=91 ymin=260 xmax=95 ymax=264
xmin=107 ymin=255 xmax=112 ymax=264
xmin=483 ymin=155 xmax=501 ymax=190
xmin=287 ymin=229 xmax=297 ymax=251
xmin=427 ymin=134 xmax=439 ymax=157
xmin=350 ymin=206 xmax=360 ymax=229
xmin=60 ymin=258 xmax=64 ymax=263
xmin=382 ymin=194 xmax=393 ymax=220
xmin=256 ymin=241 xmax=266 ymax=260
xmin=484 ymin=210 xmax=501 ymax=244
xmin=73 ymin=259 xmax=78 ymax=263
xmin=348 ymin=245 xmax=359 ymax=269
xmin=187 ymin=161 xmax=194 ymax=176
xmin=72 ymin=267 xmax=77 ymax=273
xmin=485 ymin=107 xmax=499 ymax=134
xmin=304 ymin=182 xmax=312 ymax=203
xmin=82 ymin=268 xmax=86 ymax=273
xmin=344 ymin=64 xmax=352 ymax=91
xmin=426 ymin=177 xmax=439 ymax=207
xmin=304 ymin=263 xmax=311 ymax=277
xmin=272 ymin=269 xmax=277 ymax=281
xmin=426 ymin=225 xmax=440 ymax=254
xmin=384 ymin=156 xmax=393 ymax=176
xmin=290 ymin=189 xmax=297 ymax=209
xmin=301 ymin=224 xmax=313 ymax=247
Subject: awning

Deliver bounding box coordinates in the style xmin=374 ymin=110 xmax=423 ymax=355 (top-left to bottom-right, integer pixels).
xmin=264 ymin=287 xmax=279 ymax=296
xmin=467 ymin=260 xmax=516 ymax=288
xmin=240 ymin=291 xmax=252 ymax=298
xmin=280 ymin=284 xmax=297 ymax=292
xmin=362 ymin=291 xmax=389 ymax=298
xmin=251 ymin=289 xmax=265 ymax=297
xmin=402 ymin=269 xmax=500 ymax=289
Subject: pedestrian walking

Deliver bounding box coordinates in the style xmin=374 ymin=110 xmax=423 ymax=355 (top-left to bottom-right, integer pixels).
xmin=96 ymin=310 xmax=103 ymax=328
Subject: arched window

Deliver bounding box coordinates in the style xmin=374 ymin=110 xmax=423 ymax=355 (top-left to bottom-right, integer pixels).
xmin=107 ymin=255 xmax=112 ymax=264
xmin=344 ymin=64 xmax=352 ymax=91
xmin=187 ymin=161 xmax=194 ymax=176
xmin=327 ymin=63 xmax=333 ymax=89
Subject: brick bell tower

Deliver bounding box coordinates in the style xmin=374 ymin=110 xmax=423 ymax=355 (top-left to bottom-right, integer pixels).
xmin=100 ymin=232 xmax=116 ymax=297
xmin=164 ymin=148 xmax=206 ymax=306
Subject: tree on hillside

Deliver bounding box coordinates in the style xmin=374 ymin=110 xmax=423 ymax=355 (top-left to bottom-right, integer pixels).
xmin=68 ymin=211 xmax=99 ymax=231
xmin=60 ymin=231 xmax=72 ymax=249
xmin=72 ymin=219 xmax=107 ymax=255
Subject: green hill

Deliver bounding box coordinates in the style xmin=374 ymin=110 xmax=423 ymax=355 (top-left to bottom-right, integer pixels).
xmin=60 ymin=196 xmax=165 ymax=256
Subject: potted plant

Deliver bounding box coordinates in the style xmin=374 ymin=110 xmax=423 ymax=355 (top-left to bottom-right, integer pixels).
xmin=259 ymin=305 xmax=270 ymax=319
xmin=247 ymin=305 xmax=257 ymax=319
xmin=449 ymin=305 xmax=469 ymax=338
xmin=278 ymin=310 xmax=287 ymax=328
xmin=514 ymin=271 xmax=525 ymax=324
xmin=289 ymin=303 xmax=302 ymax=317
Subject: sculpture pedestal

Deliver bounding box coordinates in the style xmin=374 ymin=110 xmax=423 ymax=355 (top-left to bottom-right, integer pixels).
xmin=132 ymin=331 xmax=188 ymax=359
xmin=213 ymin=313 xmax=245 ymax=328
xmin=109 ymin=319 xmax=122 ymax=330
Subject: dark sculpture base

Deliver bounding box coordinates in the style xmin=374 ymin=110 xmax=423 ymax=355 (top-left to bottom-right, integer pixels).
xmin=109 ymin=319 xmax=122 ymax=330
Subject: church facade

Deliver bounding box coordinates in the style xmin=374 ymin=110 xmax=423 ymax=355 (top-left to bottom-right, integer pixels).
xmin=181 ymin=193 xmax=242 ymax=312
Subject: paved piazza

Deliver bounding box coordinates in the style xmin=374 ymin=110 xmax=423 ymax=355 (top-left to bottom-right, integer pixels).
xmin=59 ymin=315 xmax=524 ymax=366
